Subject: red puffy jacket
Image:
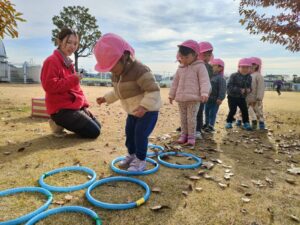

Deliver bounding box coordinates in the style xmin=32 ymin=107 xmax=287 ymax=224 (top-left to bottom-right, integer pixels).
xmin=40 ymin=50 xmax=89 ymax=115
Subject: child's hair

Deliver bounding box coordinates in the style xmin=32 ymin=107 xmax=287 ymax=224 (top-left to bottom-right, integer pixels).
xmin=178 ymin=46 xmax=196 ymax=56
xmin=56 ymin=27 xmax=78 ymax=46
xmin=253 ymin=65 xmax=260 ymax=72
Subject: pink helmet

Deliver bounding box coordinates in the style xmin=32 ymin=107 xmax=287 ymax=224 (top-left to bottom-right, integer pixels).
xmin=238 ymin=58 xmax=252 ymax=67
xmin=198 ymin=41 xmax=214 ymax=61
xmin=178 ymin=40 xmax=200 ymax=55
xmin=210 ymin=58 xmax=225 ymax=75
xmin=93 ymin=33 xmax=135 ymax=72
xmin=250 ymin=57 xmax=262 ymax=72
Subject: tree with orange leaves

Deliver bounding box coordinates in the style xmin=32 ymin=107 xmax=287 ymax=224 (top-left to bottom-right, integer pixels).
xmin=239 ymin=0 xmax=300 ymax=52
xmin=0 ymin=0 xmax=26 ymax=39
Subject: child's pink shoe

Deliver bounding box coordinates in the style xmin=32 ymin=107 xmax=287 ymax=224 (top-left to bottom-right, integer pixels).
xmin=186 ymin=136 xmax=196 ymax=146
xmin=176 ymin=134 xmax=187 ymax=144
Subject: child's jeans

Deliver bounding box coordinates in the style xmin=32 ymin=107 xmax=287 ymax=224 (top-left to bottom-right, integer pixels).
xmin=226 ymin=96 xmax=249 ymax=123
xmin=178 ymin=102 xmax=200 ymax=137
xmin=205 ymin=102 xmax=220 ymax=127
xmin=125 ymin=111 xmax=158 ymax=161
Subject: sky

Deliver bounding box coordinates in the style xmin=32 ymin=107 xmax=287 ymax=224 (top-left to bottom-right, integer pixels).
xmin=3 ymin=0 xmax=300 ymax=77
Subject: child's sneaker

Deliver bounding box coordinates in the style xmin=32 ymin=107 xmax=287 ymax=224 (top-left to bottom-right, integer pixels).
xmin=243 ymin=122 xmax=252 ymax=131
xmin=236 ymin=120 xmax=242 ymax=127
xmin=252 ymin=120 xmax=257 ymax=130
xmin=202 ymin=124 xmax=208 ymax=129
xmin=259 ymin=121 xmax=266 ymax=130
xmin=118 ymin=154 xmax=136 ymax=169
xmin=186 ymin=135 xmax=196 ymax=146
xmin=127 ymin=158 xmax=146 ymax=172
xmin=204 ymin=125 xmax=215 ymax=133
xmin=176 ymin=127 xmax=181 ymax=132
xmin=195 ymin=131 xmax=202 ymax=140
xmin=225 ymin=122 xmax=233 ymax=129
xmin=49 ymin=119 xmax=66 ymax=137
xmin=177 ymin=134 xmax=187 ymax=144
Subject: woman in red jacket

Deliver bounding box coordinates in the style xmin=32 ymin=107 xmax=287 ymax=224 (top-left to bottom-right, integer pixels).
xmin=41 ymin=28 xmax=101 ymax=138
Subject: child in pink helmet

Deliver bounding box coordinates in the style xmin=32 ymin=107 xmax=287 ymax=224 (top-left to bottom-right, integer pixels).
xmin=94 ymin=33 xmax=162 ymax=172
xmin=225 ymin=58 xmax=252 ymax=130
xmin=203 ymin=58 xmax=226 ymax=133
xmin=169 ymin=40 xmax=211 ymax=146
xmin=247 ymin=57 xmax=266 ymax=129
xmin=196 ymin=41 xmax=214 ymax=138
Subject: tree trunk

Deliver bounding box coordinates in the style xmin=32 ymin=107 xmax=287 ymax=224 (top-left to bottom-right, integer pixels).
xmin=74 ymin=51 xmax=79 ymax=72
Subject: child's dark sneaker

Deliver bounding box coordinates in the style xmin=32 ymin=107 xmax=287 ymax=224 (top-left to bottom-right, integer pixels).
xmin=118 ymin=154 xmax=136 ymax=169
xmin=243 ymin=122 xmax=252 ymax=131
xmin=204 ymin=125 xmax=215 ymax=133
xmin=176 ymin=127 xmax=181 ymax=132
xmin=252 ymin=120 xmax=257 ymax=129
xmin=225 ymin=122 xmax=233 ymax=129
xmin=259 ymin=121 xmax=266 ymax=130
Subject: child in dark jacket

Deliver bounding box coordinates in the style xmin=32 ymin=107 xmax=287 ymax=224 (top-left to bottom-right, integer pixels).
xmin=225 ymin=58 xmax=252 ymax=130
xmin=204 ymin=58 xmax=226 ymax=133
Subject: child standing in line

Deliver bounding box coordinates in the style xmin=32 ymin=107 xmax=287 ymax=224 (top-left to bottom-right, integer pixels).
xmin=247 ymin=57 xmax=266 ymax=130
xmin=203 ymin=58 xmax=226 ymax=133
xmin=196 ymin=41 xmax=214 ymax=139
xmin=169 ymin=40 xmax=211 ymax=146
xmin=225 ymin=58 xmax=252 ymax=130
xmin=95 ymin=33 xmax=162 ymax=172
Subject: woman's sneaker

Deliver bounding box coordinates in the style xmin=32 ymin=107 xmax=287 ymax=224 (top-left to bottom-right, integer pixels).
xmin=243 ymin=122 xmax=252 ymax=131
xmin=49 ymin=119 xmax=67 ymax=137
xmin=177 ymin=134 xmax=187 ymax=144
xmin=236 ymin=120 xmax=242 ymax=127
xmin=118 ymin=154 xmax=136 ymax=169
xmin=128 ymin=158 xmax=146 ymax=172
xmin=204 ymin=125 xmax=215 ymax=133
xmin=225 ymin=122 xmax=233 ymax=129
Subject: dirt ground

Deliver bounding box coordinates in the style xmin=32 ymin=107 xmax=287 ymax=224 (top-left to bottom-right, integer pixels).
xmin=0 ymin=84 xmax=299 ymax=225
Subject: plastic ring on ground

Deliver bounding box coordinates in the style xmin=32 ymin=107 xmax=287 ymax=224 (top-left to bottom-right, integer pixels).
xmin=147 ymin=144 xmax=165 ymax=157
xmin=25 ymin=206 xmax=102 ymax=225
xmin=39 ymin=166 xmax=97 ymax=192
xmin=86 ymin=176 xmax=150 ymax=210
xmin=0 ymin=187 xmax=52 ymax=225
xmin=157 ymin=152 xmax=202 ymax=169
xmin=110 ymin=157 xmax=159 ymax=176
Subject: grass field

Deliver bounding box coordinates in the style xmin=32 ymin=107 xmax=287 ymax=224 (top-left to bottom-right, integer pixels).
xmin=0 ymin=84 xmax=299 ymax=225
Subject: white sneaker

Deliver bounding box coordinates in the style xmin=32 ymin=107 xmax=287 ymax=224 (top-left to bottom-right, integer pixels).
xmin=118 ymin=154 xmax=136 ymax=169
xmin=196 ymin=131 xmax=203 ymax=140
xmin=49 ymin=119 xmax=66 ymax=137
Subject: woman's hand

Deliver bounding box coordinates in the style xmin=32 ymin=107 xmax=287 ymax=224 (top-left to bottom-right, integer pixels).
xmin=133 ymin=106 xmax=147 ymax=118
xmin=216 ymin=99 xmax=223 ymax=105
xmin=169 ymin=97 xmax=173 ymax=104
xmin=96 ymin=97 xmax=106 ymax=105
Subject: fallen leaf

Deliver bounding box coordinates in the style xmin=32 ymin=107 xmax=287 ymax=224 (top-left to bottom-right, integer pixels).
xmin=150 ymin=205 xmax=170 ymax=211
xmin=17 ymin=147 xmax=25 ymax=152
xmin=3 ymin=152 xmax=11 ymax=155
xmin=182 ymin=191 xmax=189 ymax=196
xmin=285 ymin=178 xmax=296 ymax=185
xmin=64 ymin=194 xmax=73 ymax=201
xmin=195 ymin=187 xmax=203 ymax=192
xmin=289 ymin=215 xmax=300 ymax=222
xmin=152 ymin=187 xmax=161 ymax=193
xmin=201 ymin=161 xmax=214 ymax=170
xmin=218 ymin=183 xmax=227 ymax=189
xmin=53 ymin=200 xmax=65 ymax=205
xmin=189 ymin=176 xmax=201 ymax=180
xmin=241 ymin=183 xmax=249 ymax=188
xmin=241 ymin=197 xmax=251 ymax=203
xmin=287 ymin=167 xmax=300 ymax=175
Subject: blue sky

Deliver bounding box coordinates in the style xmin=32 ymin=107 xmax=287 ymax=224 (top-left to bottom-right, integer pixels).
xmin=3 ymin=0 xmax=300 ymax=76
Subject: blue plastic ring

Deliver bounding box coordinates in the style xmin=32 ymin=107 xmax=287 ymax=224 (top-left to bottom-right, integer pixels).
xmin=0 ymin=187 xmax=52 ymax=225
xmin=157 ymin=152 xmax=202 ymax=169
xmin=39 ymin=166 xmax=97 ymax=192
xmin=147 ymin=144 xmax=164 ymax=157
xmin=110 ymin=157 xmax=159 ymax=176
xmin=25 ymin=206 xmax=102 ymax=225
xmin=86 ymin=176 xmax=150 ymax=210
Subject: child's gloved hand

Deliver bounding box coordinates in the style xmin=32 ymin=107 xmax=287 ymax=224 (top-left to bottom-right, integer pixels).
xmin=169 ymin=97 xmax=173 ymax=104
xmin=96 ymin=97 xmax=106 ymax=105
xmin=240 ymin=89 xmax=245 ymax=94
xmin=200 ymin=96 xmax=208 ymax=103
xmin=133 ymin=106 xmax=147 ymax=118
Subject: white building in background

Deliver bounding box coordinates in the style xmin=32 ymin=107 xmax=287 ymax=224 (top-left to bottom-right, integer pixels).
xmin=0 ymin=39 xmax=41 ymax=83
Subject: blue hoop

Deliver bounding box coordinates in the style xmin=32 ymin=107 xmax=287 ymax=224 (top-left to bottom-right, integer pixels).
xmin=0 ymin=187 xmax=52 ymax=225
xmin=25 ymin=206 xmax=102 ymax=225
xmin=86 ymin=176 xmax=150 ymax=210
xmin=147 ymin=144 xmax=164 ymax=157
xmin=39 ymin=166 xmax=97 ymax=192
xmin=157 ymin=152 xmax=202 ymax=169
xmin=110 ymin=157 xmax=159 ymax=176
